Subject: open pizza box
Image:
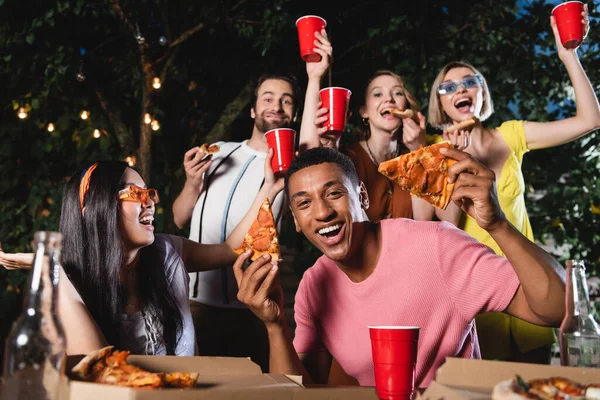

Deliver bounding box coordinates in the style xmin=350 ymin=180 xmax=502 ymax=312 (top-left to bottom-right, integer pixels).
xmin=63 ymin=354 xmax=303 ymax=400
xmin=418 ymin=357 xmax=600 ymax=400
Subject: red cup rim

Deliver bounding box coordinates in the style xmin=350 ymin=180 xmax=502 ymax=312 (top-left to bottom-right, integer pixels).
xmin=319 ymin=87 xmax=352 ymax=95
xmin=369 ymin=326 xmax=420 ymax=330
xmin=552 ymin=1 xmax=583 ymax=14
xmin=264 ymin=128 xmax=296 ymax=137
xmin=295 ymin=15 xmax=327 ymax=26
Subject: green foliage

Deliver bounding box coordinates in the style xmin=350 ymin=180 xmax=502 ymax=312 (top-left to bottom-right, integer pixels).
xmin=0 ymin=0 xmax=598 ymax=345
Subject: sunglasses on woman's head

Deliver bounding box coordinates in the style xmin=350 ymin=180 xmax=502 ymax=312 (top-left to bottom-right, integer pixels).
xmin=437 ymin=75 xmax=482 ymax=95
xmin=118 ymin=186 xmax=160 ymax=204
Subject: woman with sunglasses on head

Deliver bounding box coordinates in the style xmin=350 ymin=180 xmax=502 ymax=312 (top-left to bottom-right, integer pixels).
xmin=299 ymin=30 xmax=459 ymax=224
xmin=427 ymin=7 xmax=599 ymax=364
xmin=0 ymin=153 xmax=283 ymax=356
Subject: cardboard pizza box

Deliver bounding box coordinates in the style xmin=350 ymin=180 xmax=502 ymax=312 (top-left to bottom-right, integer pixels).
xmin=64 ymin=354 xmax=303 ymax=400
xmin=418 ymin=357 xmax=600 ymax=400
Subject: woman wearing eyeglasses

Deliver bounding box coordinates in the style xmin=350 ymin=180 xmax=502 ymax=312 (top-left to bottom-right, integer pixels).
xmin=427 ymin=7 xmax=599 ymax=364
xmin=299 ymin=31 xmax=460 ymax=224
xmin=0 ymin=155 xmax=283 ymax=356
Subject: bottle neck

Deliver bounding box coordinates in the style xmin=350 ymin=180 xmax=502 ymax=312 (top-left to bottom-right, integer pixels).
xmin=23 ymin=234 xmax=61 ymax=312
xmin=569 ymin=264 xmax=593 ymax=317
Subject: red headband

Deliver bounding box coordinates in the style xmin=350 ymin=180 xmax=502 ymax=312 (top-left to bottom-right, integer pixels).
xmin=79 ymin=162 xmax=98 ymax=210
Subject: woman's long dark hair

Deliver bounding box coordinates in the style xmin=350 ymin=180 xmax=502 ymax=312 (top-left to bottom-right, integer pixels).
xmin=59 ymin=161 xmax=183 ymax=354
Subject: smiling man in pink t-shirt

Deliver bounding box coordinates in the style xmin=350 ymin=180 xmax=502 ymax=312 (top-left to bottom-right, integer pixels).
xmin=233 ymin=147 xmax=566 ymax=389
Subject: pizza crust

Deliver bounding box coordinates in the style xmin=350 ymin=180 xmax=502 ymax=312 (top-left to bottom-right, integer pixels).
xmin=446 ymin=117 xmax=478 ymax=133
xmin=71 ymin=345 xmax=115 ymax=381
xmin=389 ymin=108 xmax=417 ymax=120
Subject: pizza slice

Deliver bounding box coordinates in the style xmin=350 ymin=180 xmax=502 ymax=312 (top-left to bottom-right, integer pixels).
xmin=492 ymin=375 xmax=600 ymax=400
xmin=234 ymin=198 xmax=281 ymax=262
xmin=377 ymin=141 xmax=457 ymax=210
xmin=71 ymin=345 xmax=199 ymax=389
xmin=383 ymin=108 xmax=417 ymax=121
xmin=446 ymin=117 xmax=479 ymax=133
xmin=199 ymin=143 xmax=220 ymax=154
xmin=199 ymin=143 xmax=220 ymax=160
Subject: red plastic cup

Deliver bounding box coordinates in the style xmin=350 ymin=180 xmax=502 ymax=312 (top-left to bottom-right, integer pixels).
xmin=369 ymin=326 xmax=420 ymax=400
xmin=319 ymin=87 xmax=352 ymax=134
xmin=552 ymin=1 xmax=585 ymax=49
xmin=265 ymin=128 xmax=296 ymax=175
xmin=296 ymin=15 xmax=327 ymax=62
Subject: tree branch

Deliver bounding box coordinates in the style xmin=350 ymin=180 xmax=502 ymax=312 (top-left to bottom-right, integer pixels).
xmin=108 ymin=0 xmax=137 ymax=39
xmin=169 ymin=22 xmax=206 ymax=48
xmin=205 ymin=80 xmax=254 ymax=144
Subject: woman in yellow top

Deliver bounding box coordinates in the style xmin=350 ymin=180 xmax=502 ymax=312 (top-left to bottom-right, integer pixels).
xmin=427 ymin=7 xmax=599 ymax=363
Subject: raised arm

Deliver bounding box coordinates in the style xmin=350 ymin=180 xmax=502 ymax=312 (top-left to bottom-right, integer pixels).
xmin=444 ymin=147 xmax=565 ymax=326
xmin=180 ymin=149 xmax=284 ymax=273
xmin=172 ymin=147 xmax=213 ymax=229
xmin=298 ymin=29 xmax=334 ymax=152
xmin=525 ymin=7 xmax=600 ymax=150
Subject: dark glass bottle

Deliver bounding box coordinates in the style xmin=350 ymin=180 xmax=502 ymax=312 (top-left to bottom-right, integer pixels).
xmin=1 ymin=231 xmax=66 ymax=400
xmin=559 ymin=259 xmax=600 ymax=368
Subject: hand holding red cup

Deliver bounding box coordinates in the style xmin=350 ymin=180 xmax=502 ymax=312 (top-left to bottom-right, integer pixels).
xmin=369 ymin=326 xmax=420 ymax=400
xmin=319 ymin=87 xmax=352 ymax=135
xmin=265 ymin=128 xmax=297 ymax=175
xmin=552 ymin=1 xmax=587 ymax=49
xmin=296 ymin=15 xmax=327 ymax=62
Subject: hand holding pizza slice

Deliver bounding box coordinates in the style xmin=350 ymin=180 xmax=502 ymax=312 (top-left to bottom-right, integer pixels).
xmin=377 ymin=141 xmax=457 ymax=210
xmin=234 ymin=198 xmax=281 ymax=262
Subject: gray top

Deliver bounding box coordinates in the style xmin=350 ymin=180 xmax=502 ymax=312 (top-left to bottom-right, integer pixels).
xmin=117 ymin=234 xmax=195 ymax=356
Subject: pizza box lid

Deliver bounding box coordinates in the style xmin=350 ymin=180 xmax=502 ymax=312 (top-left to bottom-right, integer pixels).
xmin=64 ymin=354 xmax=304 ymax=400
xmin=418 ymin=357 xmax=600 ymax=400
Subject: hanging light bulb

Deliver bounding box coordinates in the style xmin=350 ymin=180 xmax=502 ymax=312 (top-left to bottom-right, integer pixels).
xmin=144 ymin=113 xmax=152 ymax=124
xmin=151 ymin=120 xmax=160 ymax=131
xmin=47 ymin=123 xmax=55 ymax=132
xmin=158 ymin=36 xmax=168 ymax=46
xmin=152 ymin=77 xmax=161 ymax=90
xmin=76 ymin=60 xmax=86 ymax=82
xmin=135 ymin=22 xmax=145 ymax=44
xmin=124 ymin=156 xmax=136 ymax=167
xmin=93 ymin=129 xmax=101 ymax=138
xmin=17 ymin=107 xmax=28 ymax=120
xmin=80 ymin=110 xmax=90 ymax=120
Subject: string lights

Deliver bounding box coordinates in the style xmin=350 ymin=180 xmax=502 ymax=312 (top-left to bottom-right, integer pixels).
xmin=152 ymin=77 xmax=161 ymax=90
xmin=150 ymin=119 xmax=160 ymax=131
xmin=144 ymin=113 xmax=152 ymax=124
xmin=80 ymin=110 xmax=90 ymax=120
xmin=93 ymin=129 xmax=101 ymax=139
xmin=47 ymin=123 xmax=55 ymax=132
xmin=17 ymin=107 xmax=28 ymax=120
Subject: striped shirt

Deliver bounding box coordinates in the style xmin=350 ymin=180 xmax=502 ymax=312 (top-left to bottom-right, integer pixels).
xmin=188 ymin=140 xmax=285 ymax=308
xmin=293 ymin=218 xmax=520 ymax=388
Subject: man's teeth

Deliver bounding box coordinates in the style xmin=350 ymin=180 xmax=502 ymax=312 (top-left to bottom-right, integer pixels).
xmin=318 ymin=224 xmax=341 ymax=235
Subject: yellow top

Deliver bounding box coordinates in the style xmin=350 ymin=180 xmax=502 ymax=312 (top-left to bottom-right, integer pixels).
xmin=461 ymin=120 xmax=556 ymax=357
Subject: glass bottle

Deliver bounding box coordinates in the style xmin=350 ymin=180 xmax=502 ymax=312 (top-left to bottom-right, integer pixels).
xmin=559 ymin=259 xmax=600 ymax=368
xmin=1 ymin=231 xmax=66 ymax=400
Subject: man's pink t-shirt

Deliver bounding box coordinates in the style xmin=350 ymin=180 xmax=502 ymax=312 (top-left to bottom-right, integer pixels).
xmin=293 ymin=218 xmax=520 ymax=388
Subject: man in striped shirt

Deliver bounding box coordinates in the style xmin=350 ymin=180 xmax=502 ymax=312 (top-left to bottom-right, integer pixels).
xmin=172 ymin=73 xmax=300 ymax=371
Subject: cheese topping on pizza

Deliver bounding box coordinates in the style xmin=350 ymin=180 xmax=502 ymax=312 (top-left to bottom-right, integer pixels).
xmin=71 ymin=346 xmax=198 ymax=389
xmin=234 ymin=198 xmax=281 ymax=262
xmin=377 ymin=141 xmax=457 ymax=210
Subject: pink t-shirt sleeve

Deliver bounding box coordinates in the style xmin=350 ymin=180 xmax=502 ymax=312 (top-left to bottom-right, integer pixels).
xmin=434 ymin=222 xmax=520 ymax=322
xmin=293 ymin=266 xmax=327 ymax=354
